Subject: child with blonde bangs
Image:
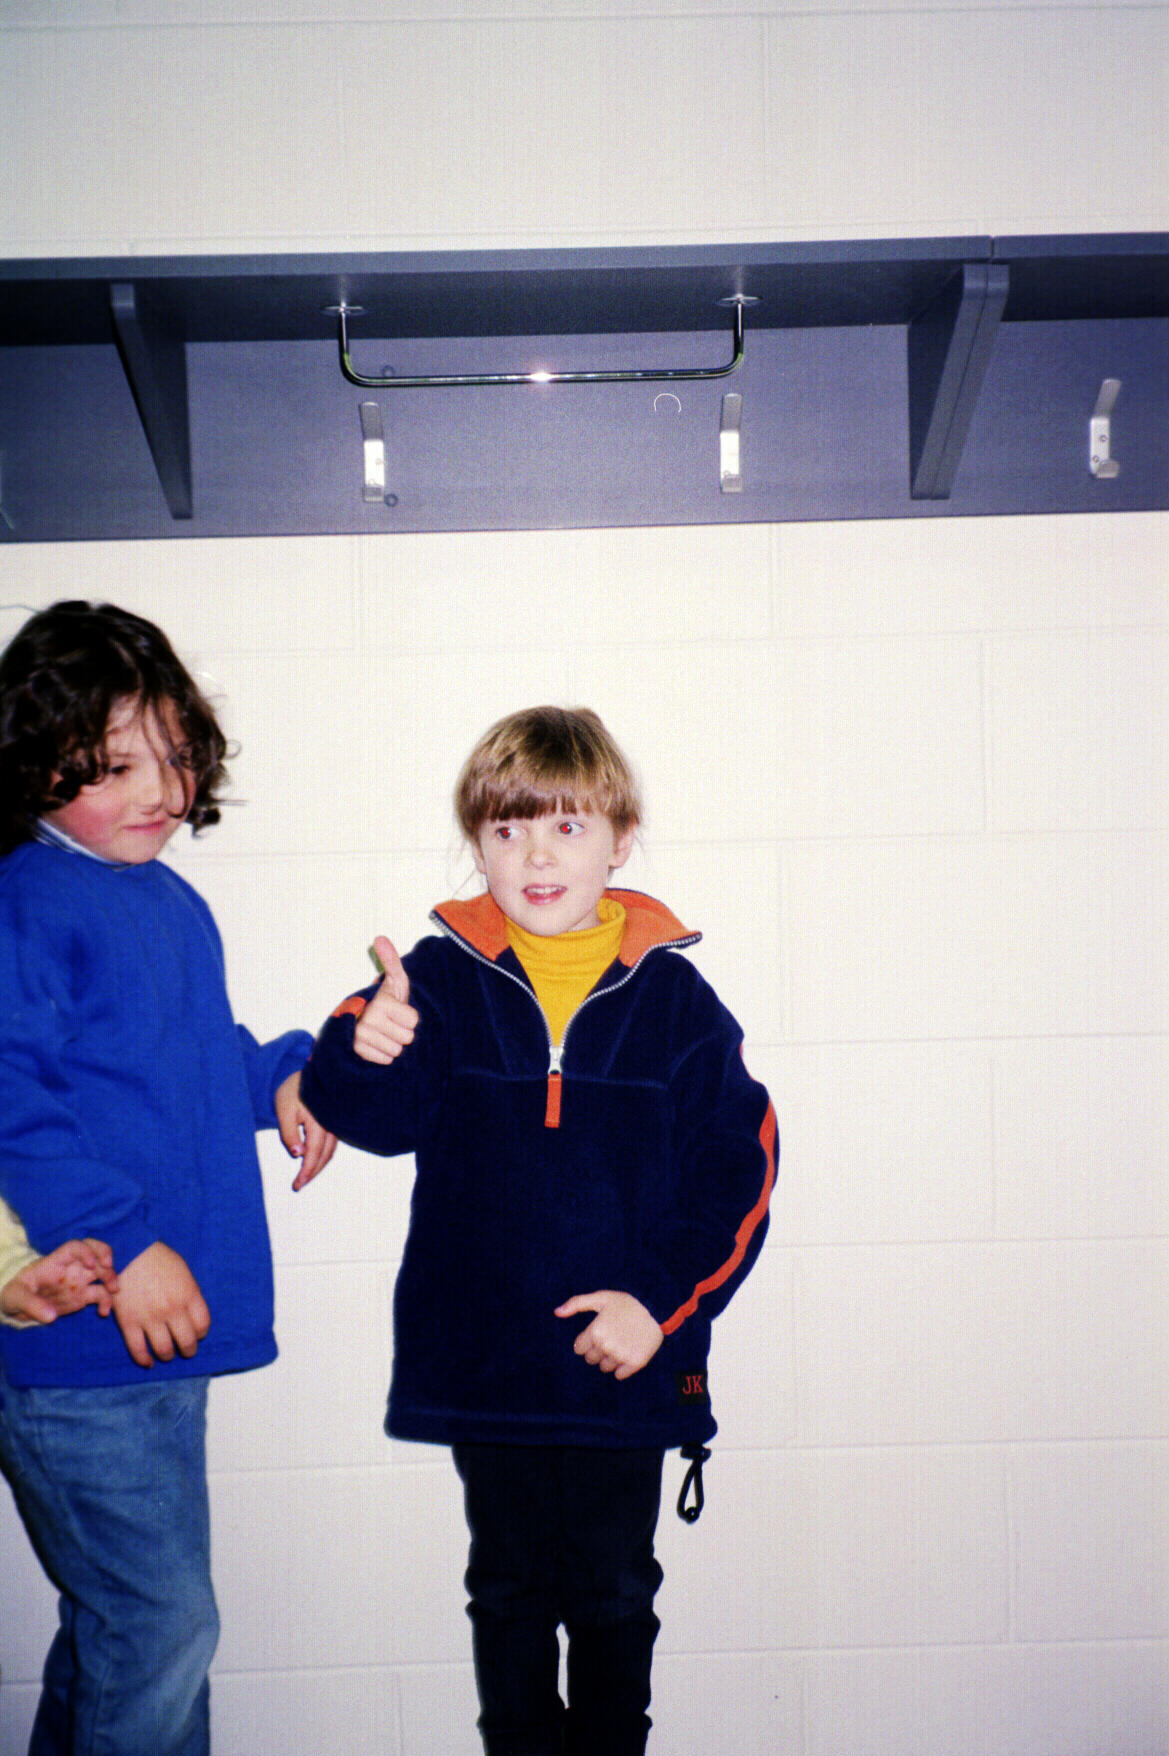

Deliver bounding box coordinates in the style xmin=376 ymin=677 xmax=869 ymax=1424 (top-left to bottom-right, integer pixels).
xmin=299 ymin=705 xmax=775 ymax=1756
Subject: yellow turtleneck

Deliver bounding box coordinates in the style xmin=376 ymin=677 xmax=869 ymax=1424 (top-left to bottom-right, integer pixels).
xmin=506 ymin=897 xmax=626 ymax=1045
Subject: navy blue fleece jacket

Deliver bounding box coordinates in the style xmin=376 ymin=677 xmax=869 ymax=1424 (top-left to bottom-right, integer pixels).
xmin=0 ymin=836 xmax=311 ymax=1388
xmin=301 ymin=889 xmax=776 ymax=1449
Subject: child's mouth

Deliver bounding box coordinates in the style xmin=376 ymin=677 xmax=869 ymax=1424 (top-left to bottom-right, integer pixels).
xmin=523 ymin=886 xmax=565 ymax=902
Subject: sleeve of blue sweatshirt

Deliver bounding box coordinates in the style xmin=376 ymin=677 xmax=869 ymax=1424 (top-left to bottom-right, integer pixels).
xmin=621 ymin=981 xmax=777 ymax=1337
xmin=237 ymin=1024 xmax=316 ymax=1128
xmin=0 ymin=865 xmax=311 ymax=1267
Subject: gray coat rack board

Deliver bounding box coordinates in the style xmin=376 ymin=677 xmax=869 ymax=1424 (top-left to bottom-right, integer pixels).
xmin=1 ymin=236 xmax=1166 ymax=542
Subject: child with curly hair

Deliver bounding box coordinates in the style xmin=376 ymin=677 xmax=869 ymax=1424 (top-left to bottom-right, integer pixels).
xmin=0 ymin=600 xmax=335 ymax=1756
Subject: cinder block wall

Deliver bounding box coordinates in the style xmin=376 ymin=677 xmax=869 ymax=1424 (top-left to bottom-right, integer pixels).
xmin=1 ymin=6 xmax=1166 ymax=1754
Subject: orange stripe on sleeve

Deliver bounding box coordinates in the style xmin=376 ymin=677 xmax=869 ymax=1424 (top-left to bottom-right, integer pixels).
xmin=331 ymin=995 xmax=368 ymax=1020
xmin=659 ymin=1099 xmax=777 ymax=1336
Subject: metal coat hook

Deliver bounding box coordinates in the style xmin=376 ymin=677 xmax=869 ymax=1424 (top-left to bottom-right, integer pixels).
xmin=326 ymin=297 xmax=754 ymax=390
xmin=1090 ymin=378 xmax=1122 ymax=478
xmin=719 ymin=393 xmax=743 ymax=492
xmin=359 ymin=402 xmax=386 ymax=502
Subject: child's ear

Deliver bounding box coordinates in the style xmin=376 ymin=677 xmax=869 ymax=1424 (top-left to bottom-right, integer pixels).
xmin=609 ymin=825 xmax=636 ymax=871
xmin=470 ymin=834 xmax=487 ymax=875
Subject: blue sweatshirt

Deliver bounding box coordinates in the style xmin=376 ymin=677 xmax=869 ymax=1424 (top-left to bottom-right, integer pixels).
xmin=301 ymin=888 xmax=776 ymax=1450
xmin=0 ymin=836 xmax=311 ymax=1388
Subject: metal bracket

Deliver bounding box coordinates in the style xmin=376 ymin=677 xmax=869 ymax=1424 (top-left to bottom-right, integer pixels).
xmin=327 ymin=298 xmax=752 ymax=391
xmin=109 ymin=283 xmax=193 ymax=519
xmin=719 ymin=393 xmax=743 ymax=492
xmin=0 ymin=458 xmax=15 ymax=533
xmin=908 ymin=263 xmax=1009 ymax=500
xmin=1090 ymin=378 xmax=1122 ymax=478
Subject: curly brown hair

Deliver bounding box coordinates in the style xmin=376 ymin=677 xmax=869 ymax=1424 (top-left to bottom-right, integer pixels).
xmin=0 ymin=600 xmax=229 ymax=855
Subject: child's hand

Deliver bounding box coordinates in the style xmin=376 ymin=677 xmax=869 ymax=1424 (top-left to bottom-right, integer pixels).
xmin=0 ymin=1238 xmax=118 ymax=1326
xmin=555 ymin=1290 xmax=665 ymax=1381
xmin=112 ymin=1242 xmax=211 ymax=1369
xmin=275 ymin=1069 xmax=339 ymax=1191
xmin=353 ymin=936 xmax=418 ymax=1066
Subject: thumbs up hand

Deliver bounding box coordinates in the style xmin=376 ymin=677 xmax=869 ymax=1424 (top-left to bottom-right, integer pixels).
xmin=353 ymin=936 xmax=419 ymax=1065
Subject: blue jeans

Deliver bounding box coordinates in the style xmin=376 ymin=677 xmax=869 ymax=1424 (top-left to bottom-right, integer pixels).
xmin=0 ymin=1371 xmax=219 ymax=1756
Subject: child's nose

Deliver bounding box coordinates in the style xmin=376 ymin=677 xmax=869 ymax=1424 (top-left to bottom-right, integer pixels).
xmin=147 ymin=760 xmax=184 ymax=812
xmin=164 ymin=764 xmax=189 ymax=813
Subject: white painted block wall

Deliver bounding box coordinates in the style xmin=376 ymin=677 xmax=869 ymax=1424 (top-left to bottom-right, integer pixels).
xmin=1 ymin=5 xmax=1166 ymax=1754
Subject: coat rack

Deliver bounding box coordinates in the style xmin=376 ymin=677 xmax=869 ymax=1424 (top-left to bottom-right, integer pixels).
xmin=0 ymin=236 xmax=1165 ymax=542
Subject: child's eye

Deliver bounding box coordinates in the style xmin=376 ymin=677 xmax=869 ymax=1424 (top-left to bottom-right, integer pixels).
xmin=494 ymin=824 xmax=517 ymax=841
xmin=556 ymin=821 xmax=584 ymax=836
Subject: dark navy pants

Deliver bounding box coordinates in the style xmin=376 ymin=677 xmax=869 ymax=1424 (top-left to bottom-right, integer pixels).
xmin=452 ymin=1443 xmax=665 ymax=1756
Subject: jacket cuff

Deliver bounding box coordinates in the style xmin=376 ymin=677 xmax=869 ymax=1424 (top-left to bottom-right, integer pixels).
xmin=250 ymin=1029 xmax=315 ymax=1129
xmin=92 ymin=1212 xmax=160 ymax=1275
xmin=622 ymin=1259 xmax=688 ymax=1332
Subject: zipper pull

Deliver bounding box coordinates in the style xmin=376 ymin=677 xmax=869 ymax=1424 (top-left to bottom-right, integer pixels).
xmin=545 ymin=1043 xmax=563 ymax=1129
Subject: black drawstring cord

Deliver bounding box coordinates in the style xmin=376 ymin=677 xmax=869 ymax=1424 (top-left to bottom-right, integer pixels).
xmin=676 ymin=1444 xmax=711 ymax=1523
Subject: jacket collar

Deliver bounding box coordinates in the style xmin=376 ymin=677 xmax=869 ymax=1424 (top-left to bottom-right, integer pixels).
xmin=431 ymin=888 xmax=699 ymax=966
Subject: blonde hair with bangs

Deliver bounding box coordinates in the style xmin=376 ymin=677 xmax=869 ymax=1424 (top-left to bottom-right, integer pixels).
xmin=455 ymin=706 xmax=642 ymax=842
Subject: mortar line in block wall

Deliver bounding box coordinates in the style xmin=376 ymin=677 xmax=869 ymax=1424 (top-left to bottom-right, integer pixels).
xmin=1003 ymin=1446 xmax=1019 ymax=1642
xmin=797 ymin=1655 xmax=810 ymax=1756
xmin=203 ymin=1436 xmax=1169 ymax=1487
xmin=769 ymin=1232 xmax=1169 ymax=1247
xmin=168 ymin=828 xmax=1169 ymax=854
xmin=985 ymin=1045 xmax=999 ymax=1239
xmin=202 ymin=1633 xmax=1169 ymax=1681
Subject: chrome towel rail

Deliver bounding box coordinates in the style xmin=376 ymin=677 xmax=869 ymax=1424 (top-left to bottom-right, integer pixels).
xmin=326 ymin=296 xmax=752 ymax=390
